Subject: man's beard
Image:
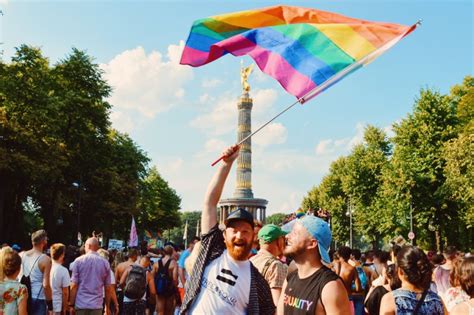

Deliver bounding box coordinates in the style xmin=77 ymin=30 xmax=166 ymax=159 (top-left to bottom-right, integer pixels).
xmin=283 ymin=241 xmax=307 ymax=260
xmin=225 ymin=238 xmax=252 ymax=261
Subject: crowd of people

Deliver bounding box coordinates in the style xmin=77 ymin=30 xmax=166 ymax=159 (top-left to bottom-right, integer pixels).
xmin=1 ymin=145 xmax=473 ymax=315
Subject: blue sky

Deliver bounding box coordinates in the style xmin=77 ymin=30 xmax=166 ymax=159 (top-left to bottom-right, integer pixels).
xmin=1 ymin=1 xmax=472 ymax=215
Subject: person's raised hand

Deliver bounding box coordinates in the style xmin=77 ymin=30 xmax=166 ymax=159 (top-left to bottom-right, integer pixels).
xmin=222 ymin=145 xmax=240 ymax=165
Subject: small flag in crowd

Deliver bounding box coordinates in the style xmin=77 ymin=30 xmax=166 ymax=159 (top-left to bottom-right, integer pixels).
xmin=129 ymin=216 xmax=138 ymax=247
xmin=183 ymin=220 xmax=188 ymax=240
xmin=196 ymin=219 xmax=200 ymax=237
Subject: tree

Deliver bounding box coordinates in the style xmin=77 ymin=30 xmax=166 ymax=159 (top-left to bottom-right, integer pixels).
xmin=303 ymin=157 xmax=350 ymax=246
xmin=342 ymin=126 xmax=391 ymax=248
xmin=265 ymin=213 xmax=287 ymax=226
xmin=0 ymin=45 xmax=181 ymax=245
xmin=138 ymin=167 xmax=182 ymax=234
xmin=388 ymin=88 xmax=459 ymax=250
xmin=168 ymin=211 xmax=201 ymax=246
xmin=442 ymin=76 xmax=473 ymax=234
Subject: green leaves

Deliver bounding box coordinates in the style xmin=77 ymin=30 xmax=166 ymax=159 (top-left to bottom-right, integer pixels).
xmin=0 ymin=45 xmax=181 ymax=244
xmin=301 ymin=76 xmax=473 ymax=250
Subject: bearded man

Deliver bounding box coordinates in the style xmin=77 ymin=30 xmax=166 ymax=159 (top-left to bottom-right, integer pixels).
xmin=180 ymin=145 xmax=274 ymax=315
xmin=277 ymin=216 xmax=350 ymax=315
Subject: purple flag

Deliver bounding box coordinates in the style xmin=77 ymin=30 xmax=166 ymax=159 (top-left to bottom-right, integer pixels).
xmin=128 ymin=216 xmax=138 ymax=247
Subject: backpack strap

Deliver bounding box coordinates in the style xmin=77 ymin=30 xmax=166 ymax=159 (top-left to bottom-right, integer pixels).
xmin=413 ymin=289 xmax=429 ymax=315
xmin=163 ymin=258 xmax=172 ymax=270
xmin=26 ymin=253 xmax=43 ymax=277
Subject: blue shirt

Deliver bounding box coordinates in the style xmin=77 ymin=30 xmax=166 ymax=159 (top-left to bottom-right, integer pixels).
xmin=178 ymin=249 xmax=191 ymax=269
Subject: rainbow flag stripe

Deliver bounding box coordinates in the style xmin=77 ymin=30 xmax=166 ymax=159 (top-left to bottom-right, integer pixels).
xmin=180 ymin=5 xmax=416 ymax=100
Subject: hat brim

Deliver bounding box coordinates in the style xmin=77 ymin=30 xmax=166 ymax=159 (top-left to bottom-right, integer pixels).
xmin=225 ymin=218 xmax=254 ymax=228
xmin=318 ymin=245 xmax=331 ymax=264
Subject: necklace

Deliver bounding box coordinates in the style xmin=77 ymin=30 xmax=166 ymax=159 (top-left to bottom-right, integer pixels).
xmin=401 ymin=285 xmax=425 ymax=294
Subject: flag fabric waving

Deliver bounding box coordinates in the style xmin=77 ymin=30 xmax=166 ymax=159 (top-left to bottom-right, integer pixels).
xmin=129 ymin=216 xmax=138 ymax=247
xmin=180 ymin=5 xmax=417 ymax=101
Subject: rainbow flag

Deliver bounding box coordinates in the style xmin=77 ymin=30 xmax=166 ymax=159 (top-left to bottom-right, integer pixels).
xmin=180 ymin=5 xmax=417 ymax=101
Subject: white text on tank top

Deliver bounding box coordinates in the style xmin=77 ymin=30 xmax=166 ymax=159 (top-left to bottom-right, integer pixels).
xmin=21 ymin=252 xmax=45 ymax=300
xmin=189 ymin=250 xmax=251 ymax=315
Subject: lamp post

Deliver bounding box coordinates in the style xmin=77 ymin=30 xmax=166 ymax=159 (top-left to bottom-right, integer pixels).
xmin=72 ymin=179 xmax=83 ymax=244
xmin=346 ymin=197 xmax=353 ymax=249
xmin=409 ymin=202 xmax=414 ymax=245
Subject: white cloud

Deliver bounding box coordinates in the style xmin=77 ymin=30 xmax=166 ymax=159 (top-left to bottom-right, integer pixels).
xmin=199 ymin=93 xmax=210 ymax=104
xmin=100 ymin=42 xmax=193 ymax=124
xmin=110 ymin=110 xmax=134 ymax=134
xmin=202 ymin=78 xmax=221 ymax=88
xmin=190 ymin=88 xmax=279 ymax=137
xmin=0 ymin=0 xmax=8 ymax=6
xmin=315 ymin=139 xmax=334 ymax=155
xmin=315 ymin=122 xmax=365 ymax=156
xmin=253 ymin=123 xmax=287 ymax=147
xmin=204 ymin=138 xmax=227 ymax=153
xmin=252 ymin=89 xmax=279 ymax=116
xmin=190 ymin=95 xmax=237 ymax=136
xmin=348 ymin=122 xmax=365 ymax=148
xmin=383 ymin=122 xmax=396 ymax=138
xmin=167 ymin=158 xmax=184 ymax=172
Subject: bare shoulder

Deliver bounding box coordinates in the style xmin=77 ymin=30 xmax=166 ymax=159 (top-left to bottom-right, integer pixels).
xmin=379 ymin=291 xmax=396 ymax=315
xmin=39 ymin=254 xmax=51 ymax=268
xmin=321 ymin=279 xmax=346 ymax=296
xmin=320 ymin=279 xmax=350 ymax=315
xmin=450 ymin=302 xmax=469 ymax=315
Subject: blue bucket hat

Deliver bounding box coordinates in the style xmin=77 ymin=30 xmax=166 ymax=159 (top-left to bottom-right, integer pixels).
xmin=282 ymin=215 xmax=331 ymax=264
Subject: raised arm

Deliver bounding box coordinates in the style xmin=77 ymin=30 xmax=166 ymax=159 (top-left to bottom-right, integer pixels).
xmin=201 ymin=145 xmax=240 ymax=234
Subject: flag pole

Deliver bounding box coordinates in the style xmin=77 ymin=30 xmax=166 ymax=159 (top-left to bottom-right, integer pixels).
xmin=210 ymin=20 xmax=421 ymax=167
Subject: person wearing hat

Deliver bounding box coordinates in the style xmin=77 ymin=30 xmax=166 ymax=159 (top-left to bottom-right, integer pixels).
xmin=277 ymin=215 xmax=350 ymax=315
xmin=250 ymin=224 xmax=288 ymax=306
xmin=180 ymin=145 xmax=274 ymax=315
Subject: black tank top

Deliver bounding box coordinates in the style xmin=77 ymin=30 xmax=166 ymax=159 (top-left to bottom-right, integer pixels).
xmin=283 ymin=266 xmax=340 ymax=315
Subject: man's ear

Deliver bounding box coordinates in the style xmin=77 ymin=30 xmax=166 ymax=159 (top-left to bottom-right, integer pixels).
xmin=307 ymin=238 xmax=318 ymax=250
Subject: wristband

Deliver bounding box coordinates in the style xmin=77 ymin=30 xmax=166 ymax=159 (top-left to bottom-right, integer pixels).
xmin=46 ymin=300 xmax=53 ymax=311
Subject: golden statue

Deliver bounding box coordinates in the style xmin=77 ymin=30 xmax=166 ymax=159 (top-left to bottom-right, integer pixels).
xmin=240 ymin=60 xmax=254 ymax=93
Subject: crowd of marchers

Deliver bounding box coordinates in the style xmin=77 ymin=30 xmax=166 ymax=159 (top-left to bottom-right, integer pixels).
xmin=1 ymin=145 xmax=473 ymax=315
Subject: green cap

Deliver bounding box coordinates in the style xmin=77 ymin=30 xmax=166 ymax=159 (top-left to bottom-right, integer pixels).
xmin=258 ymin=224 xmax=288 ymax=243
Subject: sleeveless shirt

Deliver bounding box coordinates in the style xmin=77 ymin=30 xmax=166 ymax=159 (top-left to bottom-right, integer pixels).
xmin=392 ymin=289 xmax=444 ymax=315
xmin=283 ymin=266 xmax=340 ymax=315
xmin=21 ymin=252 xmax=45 ymax=300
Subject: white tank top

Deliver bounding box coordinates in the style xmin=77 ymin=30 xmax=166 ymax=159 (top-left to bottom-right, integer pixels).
xmin=21 ymin=252 xmax=45 ymax=300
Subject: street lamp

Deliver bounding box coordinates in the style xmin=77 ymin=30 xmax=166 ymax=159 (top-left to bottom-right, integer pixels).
xmin=409 ymin=202 xmax=414 ymax=245
xmin=346 ymin=197 xmax=353 ymax=249
xmin=72 ymin=180 xmax=84 ymax=244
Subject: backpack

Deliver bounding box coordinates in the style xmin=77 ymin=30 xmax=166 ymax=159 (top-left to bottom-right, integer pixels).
xmin=154 ymin=258 xmax=172 ymax=295
xmin=355 ymin=266 xmax=368 ymax=291
xmin=123 ymin=265 xmax=147 ymax=300
xmin=20 ymin=254 xmax=42 ymax=314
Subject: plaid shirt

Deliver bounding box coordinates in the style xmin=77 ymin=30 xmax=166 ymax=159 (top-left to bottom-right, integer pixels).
xmin=249 ymin=248 xmax=288 ymax=289
xmin=180 ymin=224 xmax=275 ymax=315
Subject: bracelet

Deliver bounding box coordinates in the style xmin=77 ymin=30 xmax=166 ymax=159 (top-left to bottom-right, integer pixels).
xmin=46 ymin=300 xmax=53 ymax=311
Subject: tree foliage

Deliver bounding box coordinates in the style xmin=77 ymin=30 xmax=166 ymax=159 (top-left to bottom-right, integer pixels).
xmin=0 ymin=46 xmax=181 ymax=245
xmin=265 ymin=213 xmax=287 ymax=226
xmin=302 ymin=76 xmax=473 ymax=250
